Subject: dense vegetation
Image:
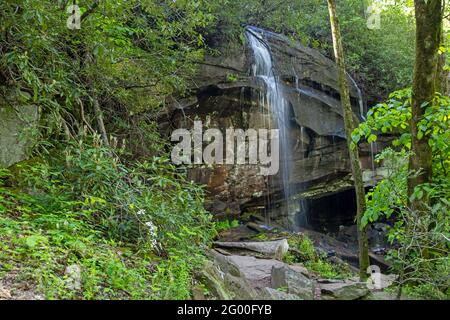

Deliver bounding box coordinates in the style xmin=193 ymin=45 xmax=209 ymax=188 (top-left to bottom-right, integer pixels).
xmin=0 ymin=0 xmax=448 ymax=299
xmin=353 ymin=89 xmax=450 ymax=299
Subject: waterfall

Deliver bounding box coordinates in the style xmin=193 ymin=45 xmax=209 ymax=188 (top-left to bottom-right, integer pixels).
xmin=245 ymin=27 xmax=295 ymax=225
xmin=347 ymin=73 xmax=365 ymax=121
xmin=348 ymin=74 xmax=377 ymax=181
xmin=245 ymin=27 xmax=371 ymax=230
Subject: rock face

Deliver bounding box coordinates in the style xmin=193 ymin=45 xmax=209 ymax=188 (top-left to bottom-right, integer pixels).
xmin=161 ymin=27 xmax=383 ymax=225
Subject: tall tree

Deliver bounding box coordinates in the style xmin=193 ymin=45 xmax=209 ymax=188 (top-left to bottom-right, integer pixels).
xmin=327 ymin=0 xmax=370 ymax=280
xmin=408 ymin=0 xmax=444 ymax=209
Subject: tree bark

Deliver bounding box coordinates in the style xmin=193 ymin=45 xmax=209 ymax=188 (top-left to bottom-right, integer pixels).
xmin=436 ymin=18 xmax=448 ymax=95
xmin=93 ymin=97 xmax=109 ymax=147
xmin=327 ymin=0 xmax=370 ymax=280
xmin=408 ymin=0 xmax=443 ymax=209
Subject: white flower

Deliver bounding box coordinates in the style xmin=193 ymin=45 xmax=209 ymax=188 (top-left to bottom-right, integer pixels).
xmin=137 ymin=209 xmax=146 ymax=215
xmin=142 ymin=220 xmax=158 ymax=249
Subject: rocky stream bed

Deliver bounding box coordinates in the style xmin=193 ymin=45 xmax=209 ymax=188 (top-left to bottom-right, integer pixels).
xmin=193 ymin=220 xmax=398 ymax=300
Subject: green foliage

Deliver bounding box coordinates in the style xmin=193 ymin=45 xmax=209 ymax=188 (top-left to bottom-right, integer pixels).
xmin=285 ymin=235 xmax=352 ymax=279
xmin=354 ymin=89 xmax=450 ymax=298
xmin=208 ymin=0 xmax=415 ymax=102
xmin=0 ymin=0 xmax=214 ymax=149
xmin=354 ymin=89 xmax=450 ymax=228
xmin=397 ymin=283 xmax=449 ymax=300
xmin=0 ymin=139 xmax=214 ymax=299
xmin=214 ymin=219 xmax=240 ymax=233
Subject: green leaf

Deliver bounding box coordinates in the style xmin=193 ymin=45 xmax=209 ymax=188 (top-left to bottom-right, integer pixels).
xmin=368 ymin=134 xmax=377 ymax=143
xmin=25 ymin=235 xmax=47 ymax=248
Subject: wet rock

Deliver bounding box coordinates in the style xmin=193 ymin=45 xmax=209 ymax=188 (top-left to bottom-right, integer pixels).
xmin=271 ymin=265 xmax=315 ymax=299
xmin=365 ymin=291 xmax=399 ymax=300
xmin=320 ymin=280 xmax=369 ymax=300
xmin=217 ymin=225 xmax=258 ymax=242
xmin=223 ymin=274 xmax=259 ymax=300
xmin=213 ymin=239 xmax=289 ymax=260
xmin=195 ymin=260 xmax=232 ymax=300
xmin=289 ymin=263 xmax=310 ymax=277
xmin=260 ymin=287 xmax=301 ymax=300
xmin=246 ymin=222 xmax=270 ymax=233
xmin=162 ymin=27 xmax=380 ymax=223
xmin=191 ymin=285 xmax=207 ymax=300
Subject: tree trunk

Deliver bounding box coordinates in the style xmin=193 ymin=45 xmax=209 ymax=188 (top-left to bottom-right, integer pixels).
xmin=93 ymin=97 xmax=109 ymax=147
xmin=408 ymin=0 xmax=443 ymax=209
xmin=436 ymin=18 xmax=448 ymax=95
xmin=327 ymin=0 xmax=370 ymax=280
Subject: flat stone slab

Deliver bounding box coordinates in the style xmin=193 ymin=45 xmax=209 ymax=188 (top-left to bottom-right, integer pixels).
xmin=320 ymin=280 xmax=369 ymax=300
xmin=213 ymin=239 xmax=289 ymax=260
xmin=212 ymin=253 xmax=286 ymax=288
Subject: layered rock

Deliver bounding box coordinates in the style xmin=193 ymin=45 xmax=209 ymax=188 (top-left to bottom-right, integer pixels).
xmin=161 ymin=27 xmax=385 ymax=225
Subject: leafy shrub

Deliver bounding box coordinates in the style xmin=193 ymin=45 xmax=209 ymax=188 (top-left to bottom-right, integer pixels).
xmin=353 ymin=89 xmax=450 ymax=299
xmin=0 ymin=138 xmax=214 ymax=299
xmin=214 ymin=219 xmax=240 ymax=233
xmin=285 ymin=235 xmax=352 ymax=279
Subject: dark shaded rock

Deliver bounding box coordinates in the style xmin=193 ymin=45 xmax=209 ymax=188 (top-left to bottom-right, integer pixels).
xmin=161 ymin=27 xmax=386 ymax=224
xmin=217 ymin=225 xmax=258 ymax=242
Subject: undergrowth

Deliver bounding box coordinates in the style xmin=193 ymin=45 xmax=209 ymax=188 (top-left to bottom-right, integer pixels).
xmin=0 ymin=137 xmax=215 ymax=299
xmin=284 ymin=235 xmax=353 ymax=279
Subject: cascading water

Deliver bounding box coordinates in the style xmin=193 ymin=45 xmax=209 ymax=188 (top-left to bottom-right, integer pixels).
xmin=349 ymin=75 xmax=377 ymax=182
xmin=245 ymin=27 xmax=371 ymax=230
xmin=245 ymin=27 xmax=297 ymax=226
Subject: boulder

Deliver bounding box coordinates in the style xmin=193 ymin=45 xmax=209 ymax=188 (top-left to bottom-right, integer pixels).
xmin=195 ymin=260 xmax=232 ymax=300
xmin=223 ymin=274 xmax=259 ymax=300
xmin=211 ymin=252 xmax=285 ymax=289
xmin=319 ymin=280 xmax=369 ymax=300
xmin=270 ymin=265 xmax=315 ymax=299
xmin=260 ymin=287 xmax=301 ymax=300
xmin=0 ymin=104 xmax=38 ymax=168
xmin=213 ymin=239 xmax=289 ymax=260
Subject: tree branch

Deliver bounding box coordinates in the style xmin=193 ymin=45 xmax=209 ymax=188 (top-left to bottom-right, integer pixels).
xmin=81 ymin=0 xmax=99 ymax=21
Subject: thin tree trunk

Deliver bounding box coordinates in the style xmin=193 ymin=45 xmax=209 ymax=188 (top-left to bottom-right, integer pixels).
xmin=327 ymin=0 xmax=370 ymax=280
xmin=93 ymin=97 xmax=109 ymax=147
xmin=436 ymin=18 xmax=448 ymax=95
xmin=408 ymin=0 xmax=443 ymax=209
